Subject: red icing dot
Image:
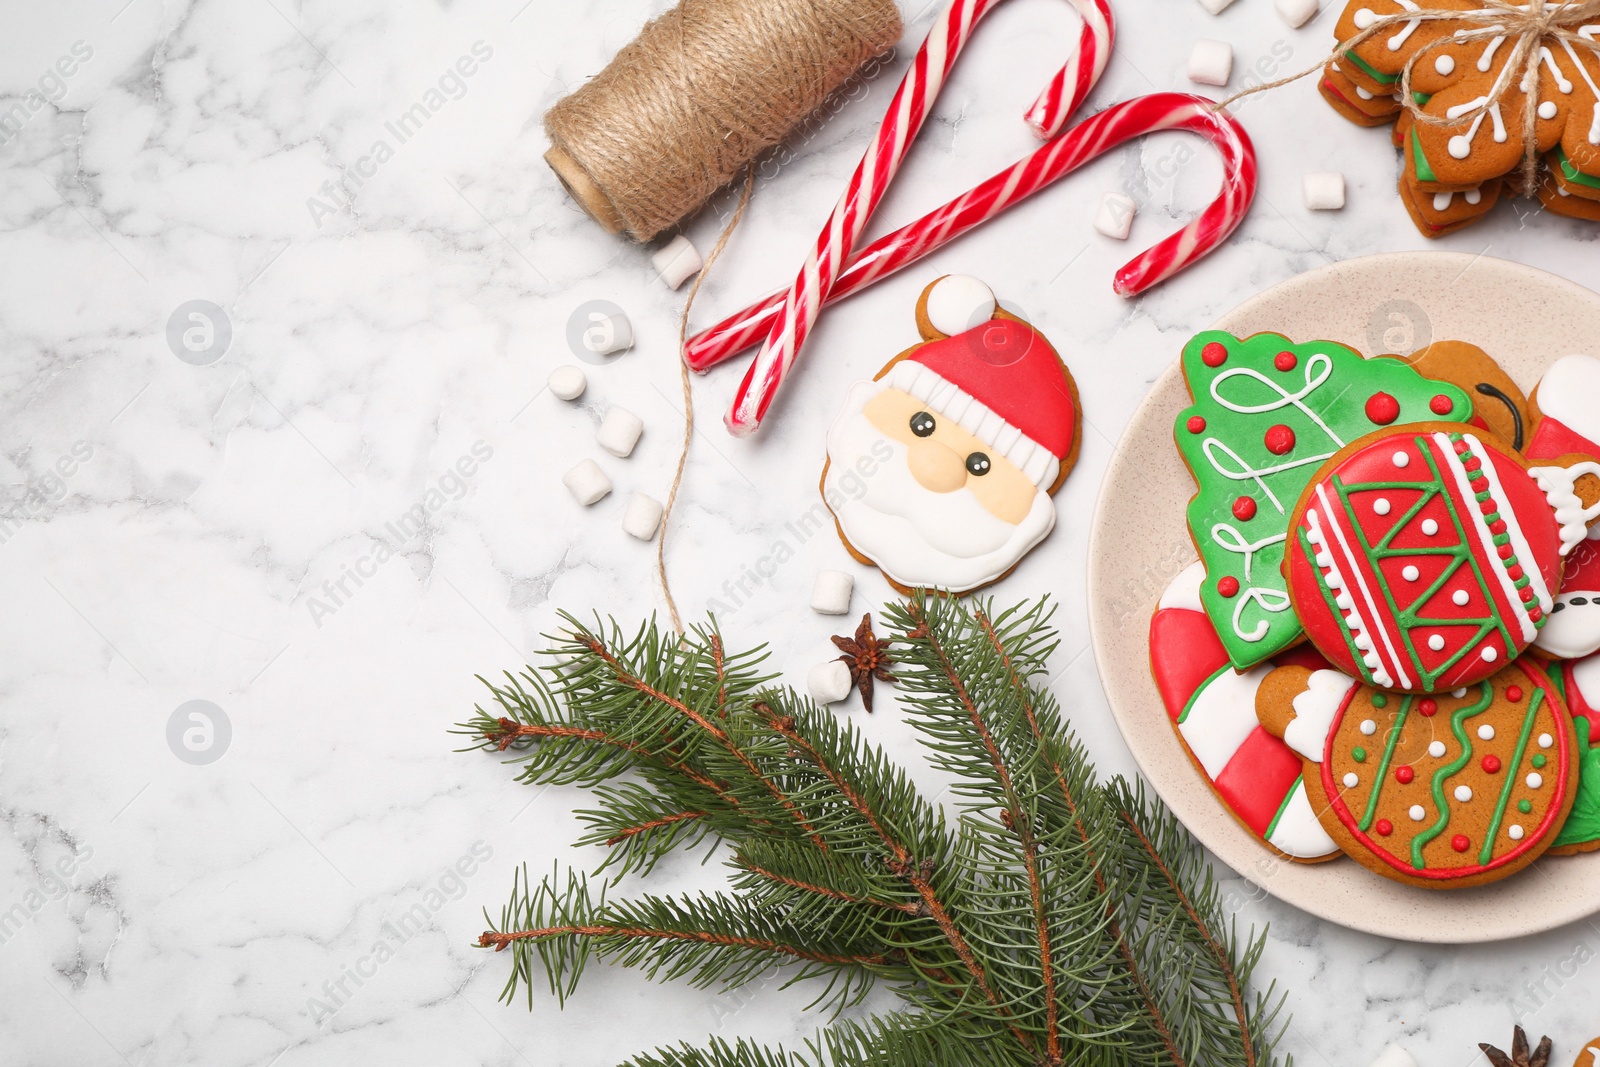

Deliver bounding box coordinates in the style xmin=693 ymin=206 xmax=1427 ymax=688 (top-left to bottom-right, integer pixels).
xmin=1507 ymin=565 xmax=1524 ymax=581
xmin=1396 ymin=765 xmax=1415 ymax=784
xmin=1232 ymin=496 xmax=1258 ymax=521
xmin=1365 ymin=392 xmax=1401 ymax=425
xmin=1375 ymin=819 xmax=1394 ymax=836
xmin=1482 ymin=755 xmax=1502 ymax=773
xmin=1274 ymin=351 xmax=1298 ymax=371
xmin=1480 ymin=499 xmax=1497 ymax=516
xmin=1264 ymin=424 xmax=1296 ymax=455
xmin=1431 ymin=394 xmax=1456 ymax=415
xmin=1217 ymin=576 xmax=1241 ymax=598
xmin=1455 ymin=439 xmax=1471 ymax=454
xmin=1506 ymin=685 xmax=1523 ymax=702
xmin=1187 ymin=414 xmax=1207 ymax=434
xmin=1489 ymin=520 xmax=1507 ymax=536
xmin=1530 ymin=606 xmax=1544 ymax=622
xmin=1202 ymin=342 xmax=1228 ymax=367
xmin=1499 ymin=543 xmax=1515 ymax=559
xmin=1451 ymin=833 xmax=1471 ymax=853
xmin=1418 ymin=699 xmax=1437 ymax=717
xmin=1463 ymin=456 xmax=1482 ymax=472
xmin=1521 ymin=587 xmax=1536 ymax=603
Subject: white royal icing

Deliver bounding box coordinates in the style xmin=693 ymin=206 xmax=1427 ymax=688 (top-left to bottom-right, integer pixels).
xmin=1179 ymin=665 xmax=1275 ymax=777
xmin=1309 ymin=484 xmax=1408 ymax=689
xmin=886 ymin=361 xmax=1060 ymax=490
xmin=1283 ymin=669 xmax=1357 ymax=763
xmin=1266 ymin=777 xmax=1341 ymax=858
xmin=1534 ymin=355 xmax=1600 ymax=449
xmin=1158 ymin=560 xmax=1209 ymax=613
xmin=923 ymin=275 xmax=996 ymax=337
xmin=1530 ymin=462 xmax=1600 ymax=556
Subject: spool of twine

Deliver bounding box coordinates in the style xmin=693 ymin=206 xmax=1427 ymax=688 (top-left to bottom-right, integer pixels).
xmin=543 ymin=0 xmax=902 ymax=242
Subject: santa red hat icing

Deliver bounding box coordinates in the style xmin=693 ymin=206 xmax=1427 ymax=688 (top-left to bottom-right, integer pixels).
xmin=882 ymin=276 xmax=1077 ymax=490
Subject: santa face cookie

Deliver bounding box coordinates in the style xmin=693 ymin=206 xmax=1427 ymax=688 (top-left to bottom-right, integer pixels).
xmin=1149 ymin=562 xmax=1340 ymax=861
xmin=1286 ymin=425 xmax=1566 ymax=693
xmin=1257 ymin=660 xmax=1578 ymax=888
xmin=821 ymin=276 xmax=1081 ymax=594
xmin=1175 ymin=330 xmax=1471 ymax=670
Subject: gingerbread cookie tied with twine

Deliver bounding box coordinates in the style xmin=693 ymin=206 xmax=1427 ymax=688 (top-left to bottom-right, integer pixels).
xmin=1540 ymin=163 xmax=1600 ymax=213
xmin=1398 ymin=172 xmax=1503 ymax=233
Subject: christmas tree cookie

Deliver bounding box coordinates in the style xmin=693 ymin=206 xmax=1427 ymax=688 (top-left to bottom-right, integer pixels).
xmin=1175 ymin=330 xmax=1472 ymax=670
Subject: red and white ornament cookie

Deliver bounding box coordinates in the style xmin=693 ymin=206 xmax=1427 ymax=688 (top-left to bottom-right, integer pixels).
xmin=1149 ymin=562 xmax=1340 ymax=861
xmin=1285 ymin=425 xmax=1565 ymax=694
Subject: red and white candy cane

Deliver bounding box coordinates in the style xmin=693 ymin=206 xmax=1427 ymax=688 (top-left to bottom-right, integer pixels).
xmin=1026 ymin=0 xmax=1114 ymax=138
xmin=723 ymin=0 xmax=1115 ymax=437
xmin=688 ymin=92 xmax=1255 ymax=374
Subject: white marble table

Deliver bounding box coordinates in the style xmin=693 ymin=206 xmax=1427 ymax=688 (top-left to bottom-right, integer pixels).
xmin=3 ymin=1 xmax=1598 ymax=1065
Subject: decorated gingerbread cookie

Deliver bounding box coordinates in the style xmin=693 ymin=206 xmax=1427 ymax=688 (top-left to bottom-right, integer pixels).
xmin=1285 ymin=425 xmax=1569 ymax=693
xmin=1396 ymin=174 xmax=1501 ymax=238
xmin=1148 ymin=562 xmax=1341 ymax=862
xmin=1388 ymin=340 xmax=1529 ymax=449
xmin=1175 ymin=330 xmax=1471 ymax=670
xmin=1549 ymin=650 xmax=1600 ymax=854
xmin=1257 ymin=660 xmax=1579 ymax=888
xmin=821 ymin=275 xmax=1081 ymax=594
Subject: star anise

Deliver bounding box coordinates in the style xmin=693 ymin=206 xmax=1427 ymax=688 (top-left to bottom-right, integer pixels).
xmin=832 ymin=613 xmax=894 ymax=712
xmin=1480 ymin=1026 xmax=1552 ymax=1067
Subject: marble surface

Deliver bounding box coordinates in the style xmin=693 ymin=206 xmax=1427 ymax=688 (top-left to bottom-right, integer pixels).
xmin=2 ymin=1 xmax=1598 ymax=1065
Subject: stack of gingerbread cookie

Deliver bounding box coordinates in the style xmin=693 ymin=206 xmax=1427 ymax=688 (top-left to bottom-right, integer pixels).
xmin=1149 ymin=331 xmax=1600 ymax=888
xmin=1319 ymin=0 xmax=1600 ymax=234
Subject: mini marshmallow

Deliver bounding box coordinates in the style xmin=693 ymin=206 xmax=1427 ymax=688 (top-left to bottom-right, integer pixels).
xmin=622 ymin=493 xmax=664 ymax=540
xmin=811 ymin=569 xmax=855 ymax=615
xmin=597 ymin=406 xmax=644 ymax=458
xmin=1369 ymin=1045 xmax=1419 ymax=1067
xmin=548 ymin=365 xmax=587 ymax=401
xmin=652 ymin=235 xmax=703 ymax=290
xmin=1187 ymin=39 xmax=1233 ymax=86
xmin=1275 ymin=0 xmax=1319 ymax=27
xmin=563 ymin=459 xmax=612 ymax=506
xmin=807 ymin=659 xmax=853 ymax=704
xmin=1093 ymin=192 xmax=1137 ymax=240
xmin=1197 ymin=0 xmax=1237 ymax=12
xmin=580 ymin=309 xmax=633 ymax=356
xmin=1303 ymin=171 xmax=1346 ymax=210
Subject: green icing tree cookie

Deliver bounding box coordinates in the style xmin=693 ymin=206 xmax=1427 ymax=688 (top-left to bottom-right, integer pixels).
xmin=1175 ymin=330 xmax=1473 ymax=669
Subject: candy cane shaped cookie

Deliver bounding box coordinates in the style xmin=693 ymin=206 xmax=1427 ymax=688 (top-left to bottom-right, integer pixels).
xmin=724 ymin=0 xmax=1118 ymax=436
xmin=687 ymin=94 xmax=1255 ymax=373
xmin=1150 ymin=562 xmax=1341 ymax=861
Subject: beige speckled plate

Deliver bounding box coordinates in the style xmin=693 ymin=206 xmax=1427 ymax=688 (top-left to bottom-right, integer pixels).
xmin=1088 ymin=252 xmax=1600 ymax=943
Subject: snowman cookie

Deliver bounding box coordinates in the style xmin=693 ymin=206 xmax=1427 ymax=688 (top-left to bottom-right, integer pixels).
xmin=821 ymin=276 xmax=1081 ymax=594
xmin=1257 ymin=660 xmax=1578 ymax=888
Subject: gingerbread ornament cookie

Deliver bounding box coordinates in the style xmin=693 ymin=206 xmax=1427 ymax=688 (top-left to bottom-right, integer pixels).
xmin=821 ymin=275 xmax=1081 ymax=594
xmin=1257 ymin=660 xmax=1579 ymax=888
xmin=1176 ymin=330 xmax=1471 ymax=670
xmin=1286 ymin=425 xmax=1569 ymax=693
xmin=1390 ymin=339 xmax=1529 ymax=449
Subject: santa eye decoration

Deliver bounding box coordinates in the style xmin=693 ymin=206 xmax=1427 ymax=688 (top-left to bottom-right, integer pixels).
xmin=821 ymin=275 xmax=1083 ymax=595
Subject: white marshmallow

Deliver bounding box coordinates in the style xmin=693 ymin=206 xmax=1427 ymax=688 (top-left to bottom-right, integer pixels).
xmin=579 ymin=310 xmax=633 ymax=356
xmin=1369 ymin=1046 xmax=1419 ymax=1067
xmin=807 ymin=659 xmax=853 ymax=704
xmin=1197 ymin=0 xmax=1237 ymax=12
xmin=1275 ymin=0 xmax=1319 ymax=27
xmin=1093 ymin=192 xmax=1137 ymax=240
xmin=563 ymin=459 xmax=612 ymax=506
xmin=1187 ymin=40 xmax=1234 ymax=87
xmin=811 ymin=569 xmax=855 ymax=615
xmin=652 ymin=235 xmax=703 ymax=289
xmin=923 ymin=275 xmax=996 ymax=336
xmin=622 ymin=493 xmax=664 ymax=540
xmin=548 ymin=365 xmax=587 ymax=401
xmin=1303 ymin=171 xmax=1347 ymax=210
xmin=597 ymin=406 xmax=644 ymax=458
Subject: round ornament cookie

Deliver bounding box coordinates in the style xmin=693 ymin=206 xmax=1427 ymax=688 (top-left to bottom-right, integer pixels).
xmin=1286 ymin=425 xmax=1566 ymax=693
xmin=821 ymin=275 xmax=1081 ymax=594
xmin=1148 ymin=562 xmax=1341 ymax=861
xmin=1257 ymin=660 xmax=1579 ymax=888
xmin=1390 ymin=340 xmax=1529 ymax=450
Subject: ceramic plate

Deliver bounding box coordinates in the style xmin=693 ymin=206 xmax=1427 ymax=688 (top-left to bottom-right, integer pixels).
xmin=1088 ymin=252 xmax=1600 ymax=943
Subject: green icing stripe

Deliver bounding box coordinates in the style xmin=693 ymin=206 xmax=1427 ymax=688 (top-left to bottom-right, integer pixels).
xmin=1553 ymin=716 xmax=1600 ymax=849
xmin=1411 ymin=130 xmax=1437 ymax=184
xmin=1264 ymin=780 xmax=1300 ymax=841
xmin=1178 ymin=665 xmax=1231 ymax=725
xmin=1556 ymin=145 xmax=1600 ymax=190
xmin=1411 ymin=683 xmax=1494 ymax=869
xmin=1413 ymin=91 xmax=1431 ymax=105
xmin=1481 ymin=687 xmax=1543 ymax=864
xmin=1360 ymin=696 xmax=1413 ymax=831
xmin=1345 ymin=51 xmax=1398 ymax=84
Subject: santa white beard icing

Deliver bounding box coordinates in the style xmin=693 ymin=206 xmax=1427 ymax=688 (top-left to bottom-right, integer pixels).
xmin=821 ymin=275 xmax=1082 ymax=595
xmin=1525 ymin=354 xmax=1600 ymax=659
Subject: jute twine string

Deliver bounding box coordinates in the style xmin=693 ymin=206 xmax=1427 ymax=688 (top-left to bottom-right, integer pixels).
xmin=1216 ymin=0 xmax=1600 ymax=195
xmin=657 ymin=169 xmax=755 ymax=635
xmin=544 ymin=0 xmax=901 ymax=241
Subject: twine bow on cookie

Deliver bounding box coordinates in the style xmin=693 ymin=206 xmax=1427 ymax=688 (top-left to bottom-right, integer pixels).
xmin=1224 ymin=0 xmax=1600 ymax=194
